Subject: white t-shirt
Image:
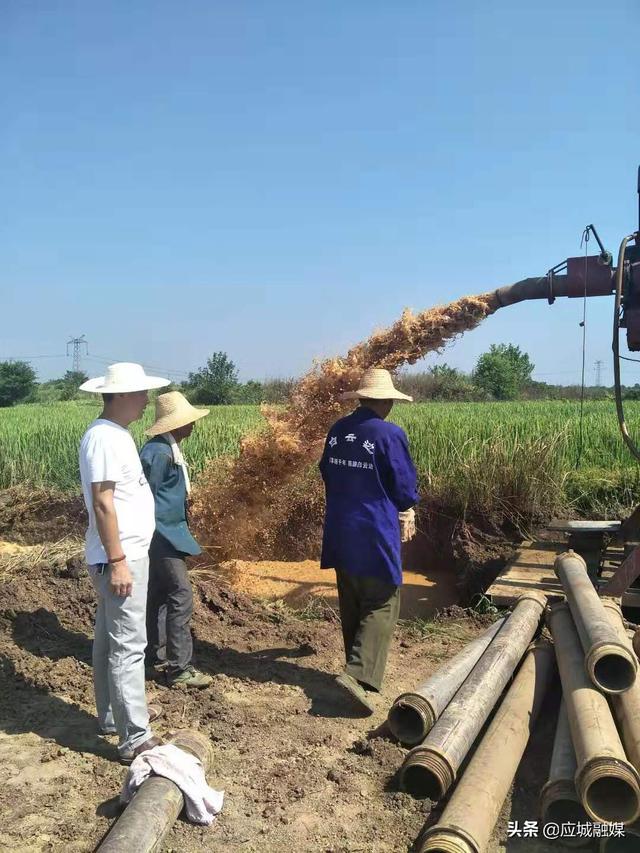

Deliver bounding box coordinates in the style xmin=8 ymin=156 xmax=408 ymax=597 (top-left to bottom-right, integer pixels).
xmin=79 ymin=418 xmax=156 ymax=565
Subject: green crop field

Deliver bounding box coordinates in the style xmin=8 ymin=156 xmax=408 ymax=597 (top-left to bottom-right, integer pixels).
xmin=0 ymin=400 xmax=262 ymax=492
xmin=2 ymin=399 xmax=640 ymax=518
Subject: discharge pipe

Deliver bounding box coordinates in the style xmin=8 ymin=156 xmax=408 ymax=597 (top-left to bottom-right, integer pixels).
xmin=489 ymin=255 xmax=614 ymax=309
xmin=97 ymin=729 xmax=213 ymax=853
xmin=418 ymin=640 xmax=554 ymax=853
xmin=554 ymin=551 xmax=637 ymax=694
xmin=399 ymin=592 xmax=546 ymax=801
xmin=388 ymin=617 xmax=506 ymax=746
xmin=547 ymin=603 xmax=640 ymax=825
xmin=539 ymin=701 xmax=591 ymax=848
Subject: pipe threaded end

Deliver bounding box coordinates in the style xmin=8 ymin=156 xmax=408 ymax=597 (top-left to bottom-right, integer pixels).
xmin=515 ymin=590 xmax=548 ymax=610
xmin=540 ymin=780 xmax=591 ymax=845
xmin=387 ymin=694 xmax=436 ymax=746
xmin=419 ymin=828 xmax=476 ymax=853
xmin=577 ymin=757 xmax=640 ymax=825
xmin=540 ymin=779 xmax=580 ymax=820
xmin=400 ymin=747 xmax=455 ymax=801
xmin=586 ymin=641 xmax=638 ymax=694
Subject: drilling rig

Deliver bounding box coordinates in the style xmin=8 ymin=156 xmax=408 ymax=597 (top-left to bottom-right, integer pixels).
xmin=486 ymin=169 xmax=640 ymax=608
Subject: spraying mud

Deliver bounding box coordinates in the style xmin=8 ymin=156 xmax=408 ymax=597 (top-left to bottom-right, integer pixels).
xmin=191 ymin=294 xmax=499 ymax=560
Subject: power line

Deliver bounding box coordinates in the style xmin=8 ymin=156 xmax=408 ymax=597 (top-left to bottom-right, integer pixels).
xmin=88 ymin=355 xmax=191 ymax=378
xmin=0 ymin=354 xmax=67 ymax=360
xmin=0 ymin=350 xmax=192 ymax=381
xmin=85 ymin=353 xmax=191 ymax=379
xmin=534 ymin=369 xmax=607 ymax=377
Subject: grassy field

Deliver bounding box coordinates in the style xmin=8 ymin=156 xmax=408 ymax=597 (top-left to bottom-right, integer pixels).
xmin=395 ymin=400 xmax=640 ymax=518
xmin=2 ymin=399 xmax=640 ymax=517
xmin=0 ymin=400 xmax=262 ymax=492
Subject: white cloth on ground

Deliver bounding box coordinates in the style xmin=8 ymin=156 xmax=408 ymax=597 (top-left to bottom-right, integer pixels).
xmin=120 ymin=743 xmax=224 ymax=825
xmin=162 ymin=431 xmax=192 ymax=495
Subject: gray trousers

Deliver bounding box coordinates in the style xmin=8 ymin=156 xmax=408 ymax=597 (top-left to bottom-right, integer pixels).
xmin=146 ymin=534 xmax=194 ymax=674
xmin=336 ymin=569 xmax=401 ymax=692
xmin=89 ymin=556 xmax=152 ymax=754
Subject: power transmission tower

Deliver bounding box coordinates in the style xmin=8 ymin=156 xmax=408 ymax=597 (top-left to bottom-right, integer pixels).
xmin=67 ymin=335 xmax=89 ymax=373
xmin=594 ymin=359 xmax=603 ymax=386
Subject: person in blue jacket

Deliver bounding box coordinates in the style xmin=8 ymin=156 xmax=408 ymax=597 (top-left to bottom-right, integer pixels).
xmin=140 ymin=391 xmax=212 ymax=689
xmin=319 ymin=368 xmax=419 ymax=714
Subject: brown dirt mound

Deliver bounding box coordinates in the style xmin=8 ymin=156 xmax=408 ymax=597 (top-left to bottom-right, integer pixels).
xmin=0 ymin=487 xmax=86 ymax=545
xmin=191 ymin=293 xmax=499 ymax=561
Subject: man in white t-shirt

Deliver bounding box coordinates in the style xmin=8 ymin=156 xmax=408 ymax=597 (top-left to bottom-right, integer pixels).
xmin=79 ymin=362 xmax=169 ymax=763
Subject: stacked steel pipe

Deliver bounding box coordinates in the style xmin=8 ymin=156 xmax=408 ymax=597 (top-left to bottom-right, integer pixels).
xmin=547 ymin=601 xmax=640 ymax=825
xmin=390 ymin=549 xmax=640 ymax=853
xmin=398 ymin=592 xmax=546 ymax=801
xmin=387 ymin=617 xmax=506 ymax=747
xmin=539 ymin=701 xmax=591 ymax=848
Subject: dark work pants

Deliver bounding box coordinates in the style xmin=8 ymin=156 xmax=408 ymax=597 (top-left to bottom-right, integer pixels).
xmin=146 ymin=533 xmax=194 ymax=674
xmin=335 ymin=568 xmax=400 ymax=692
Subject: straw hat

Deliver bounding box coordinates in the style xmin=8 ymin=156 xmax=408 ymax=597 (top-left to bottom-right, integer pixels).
xmin=80 ymin=362 xmax=170 ymax=394
xmin=145 ymin=391 xmax=210 ymax=436
xmin=341 ymin=368 xmax=413 ymax=402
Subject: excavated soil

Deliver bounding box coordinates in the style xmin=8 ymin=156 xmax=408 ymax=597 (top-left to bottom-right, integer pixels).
xmin=0 ymin=536 xmax=565 ymax=852
xmin=0 ymin=487 xmax=86 ymax=544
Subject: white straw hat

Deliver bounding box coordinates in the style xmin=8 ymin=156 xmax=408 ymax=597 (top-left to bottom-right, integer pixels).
xmin=341 ymin=368 xmax=413 ymax=402
xmin=80 ymin=362 xmax=170 ymax=394
xmin=145 ymin=391 xmax=210 ymax=436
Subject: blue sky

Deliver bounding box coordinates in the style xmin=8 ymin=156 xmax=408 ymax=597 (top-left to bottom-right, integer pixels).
xmin=2 ymin=1 xmax=639 ymax=386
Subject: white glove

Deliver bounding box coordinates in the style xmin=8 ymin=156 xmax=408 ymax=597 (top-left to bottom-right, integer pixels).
xmin=399 ymin=507 xmax=416 ymax=543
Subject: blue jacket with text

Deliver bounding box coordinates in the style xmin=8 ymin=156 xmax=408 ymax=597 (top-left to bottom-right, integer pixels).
xmin=318 ymin=406 xmax=419 ymax=585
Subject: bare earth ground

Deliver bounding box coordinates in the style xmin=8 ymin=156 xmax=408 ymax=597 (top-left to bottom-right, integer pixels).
xmin=0 ymin=490 xmax=563 ymax=853
xmin=0 ymin=547 xmax=564 ymax=853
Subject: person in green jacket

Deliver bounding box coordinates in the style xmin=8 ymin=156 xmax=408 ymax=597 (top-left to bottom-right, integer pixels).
xmin=140 ymin=391 xmax=212 ymax=689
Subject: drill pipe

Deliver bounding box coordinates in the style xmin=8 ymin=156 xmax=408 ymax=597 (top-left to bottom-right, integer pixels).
xmin=419 ymin=641 xmax=554 ymax=853
xmin=547 ymin=603 xmax=640 ymax=825
xmin=602 ymin=599 xmax=640 ymax=772
xmin=633 ymin=627 xmax=640 ymax=662
xmin=97 ymin=730 xmax=213 ymax=853
xmin=539 ymin=700 xmax=591 ymax=848
xmin=554 ymin=551 xmax=637 ymax=694
xmin=387 ymin=617 xmax=506 ymax=746
xmin=399 ymin=592 xmax=546 ymax=801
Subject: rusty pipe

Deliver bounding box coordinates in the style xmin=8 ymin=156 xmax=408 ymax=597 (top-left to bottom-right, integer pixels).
xmin=539 ymin=701 xmax=591 ymax=848
xmin=97 ymin=730 xmax=213 ymax=853
xmin=547 ymin=603 xmax=640 ymax=825
xmin=399 ymin=592 xmax=546 ymax=801
xmin=554 ymin=551 xmax=637 ymax=694
xmin=388 ymin=617 xmax=506 ymax=746
xmin=492 ymin=276 xmax=562 ymax=307
xmin=491 ymin=258 xmax=614 ymax=309
xmin=419 ymin=641 xmax=554 ymax=853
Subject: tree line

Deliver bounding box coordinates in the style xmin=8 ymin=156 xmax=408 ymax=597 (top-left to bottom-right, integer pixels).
xmin=0 ymin=344 xmax=635 ymax=407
